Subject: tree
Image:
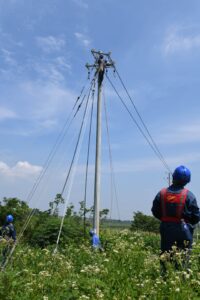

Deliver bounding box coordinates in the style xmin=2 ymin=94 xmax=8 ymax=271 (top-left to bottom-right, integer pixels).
xmin=100 ymin=208 xmax=109 ymax=219
xmin=48 ymin=194 xmax=65 ymax=216
xmin=87 ymin=205 xmax=109 ymax=220
xmin=0 ymin=197 xmax=31 ymax=231
xmin=78 ymin=201 xmax=91 ymax=218
xmin=30 ymin=216 xmax=84 ymax=248
xmin=131 ymin=211 xmax=160 ymax=233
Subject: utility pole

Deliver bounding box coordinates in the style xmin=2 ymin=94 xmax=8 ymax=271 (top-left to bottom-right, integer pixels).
xmin=167 ymin=172 xmax=171 ymax=186
xmin=86 ymin=49 xmax=114 ymax=236
xmin=164 ymin=172 xmax=171 ymax=186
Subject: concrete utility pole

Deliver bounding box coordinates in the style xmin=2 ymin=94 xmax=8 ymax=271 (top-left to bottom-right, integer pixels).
xmin=167 ymin=172 xmax=171 ymax=186
xmin=86 ymin=49 xmax=114 ymax=236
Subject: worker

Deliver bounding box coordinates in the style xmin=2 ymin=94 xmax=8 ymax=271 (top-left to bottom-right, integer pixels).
xmin=89 ymin=229 xmax=103 ymax=251
xmin=0 ymin=214 xmax=16 ymax=267
xmin=152 ymin=166 xmax=200 ymax=271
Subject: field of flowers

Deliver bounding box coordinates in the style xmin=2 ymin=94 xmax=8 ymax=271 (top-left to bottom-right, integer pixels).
xmin=0 ymin=230 xmax=200 ymax=300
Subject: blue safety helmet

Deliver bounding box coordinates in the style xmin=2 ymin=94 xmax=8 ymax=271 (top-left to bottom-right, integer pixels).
xmin=172 ymin=165 xmax=191 ymax=185
xmin=6 ymin=214 xmax=14 ymax=223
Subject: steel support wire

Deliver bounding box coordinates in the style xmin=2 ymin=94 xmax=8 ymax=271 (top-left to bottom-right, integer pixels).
xmin=26 ymin=80 xmax=89 ymax=207
xmin=2 ymin=78 xmax=93 ymax=269
xmin=103 ymin=90 xmax=121 ymax=221
xmin=83 ymin=84 xmax=95 ymax=237
xmin=54 ymin=76 xmax=97 ymax=252
xmin=106 ymin=73 xmax=171 ymax=173
xmin=113 ymin=68 xmax=171 ymax=174
xmin=18 ymin=78 xmax=95 ymax=243
xmin=60 ymin=81 xmax=95 ymax=197
xmin=15 ymin=83 xmax=90 ymax=245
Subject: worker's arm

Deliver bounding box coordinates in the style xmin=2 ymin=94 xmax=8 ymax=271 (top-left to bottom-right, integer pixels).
xmin=151 ymin=192 xmax=162 ymax=220
xmin=183 ymin=192 xmax=200 ymax=225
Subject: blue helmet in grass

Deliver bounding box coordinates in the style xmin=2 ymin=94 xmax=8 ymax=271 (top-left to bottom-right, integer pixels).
xmin=6 ymin=214 xmax=14 ymax=223
xmin=172 ymin=165 xmax=191 ymax=185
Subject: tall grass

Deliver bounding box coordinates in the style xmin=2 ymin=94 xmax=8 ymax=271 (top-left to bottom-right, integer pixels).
xmin=0 ymin=230 xmax=200 ymax=299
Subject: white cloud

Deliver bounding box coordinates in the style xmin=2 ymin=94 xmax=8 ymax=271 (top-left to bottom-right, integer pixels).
xmin=1 ymin=48 xmax=17 ymax=66
xmin=110 ymin=152 xmax=200 ymax=173
xmin=0 ymin=78 xmax=76 ymax=136
xmin=20 ymin=80 xmax=75 ymax=120
xmin=33 ymin=62 xmax=65 ymax=84
xmin=163 ymin=25 xmax=200 ymax=55
xmin=36 ymin=36 xmax=66 ymax=53
xmin=167 ymin=152 xmax=200 ymax=167
xmin=39 ymin=119 xmax=58 ymax=129
xmin=55 ymin=56 xmax=71 ymax=70
xmin=158 ymin=121 xmax=200 ymax=145
xmin=76 ymin=158 xmax=164 ymax=175
xmin=0 ymin=161 xmax=42 ymax=178
xmin=75 ymin=151 xmax=200 ymax=176
xmin=75 ymin=32 xmax=91 ymax=48
xmin=31 ymin=56 xmax=71 ymax=85
xmin=72 ymin=0 xmax=88 ymax=9
xmin=0 ymin=106 xmax=17 ymax=121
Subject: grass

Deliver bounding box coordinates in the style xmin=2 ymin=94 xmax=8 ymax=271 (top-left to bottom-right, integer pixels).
xmin=0 ymin=230 xmax=200 ymax=299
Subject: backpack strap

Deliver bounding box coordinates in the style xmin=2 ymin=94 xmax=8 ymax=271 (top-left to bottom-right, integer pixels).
xmin=176 ymin=188 xmax=188 ymax=219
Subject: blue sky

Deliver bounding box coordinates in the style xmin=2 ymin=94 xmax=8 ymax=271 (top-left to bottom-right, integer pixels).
xmin=1 ymin=0 xmax=200 ymax=220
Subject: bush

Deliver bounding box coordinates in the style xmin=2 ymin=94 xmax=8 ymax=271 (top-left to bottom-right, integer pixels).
xmin=131 ymin=211 xmax=160 ymax=233
xmin=29 ymin=216 xmax=85 ymax=247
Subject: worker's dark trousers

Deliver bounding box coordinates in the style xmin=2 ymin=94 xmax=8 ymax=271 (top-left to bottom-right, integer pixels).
xmin=1 ymin=245 xmax=11 ymax=267
xmin=159 ymin=222 xmax=193 ymax=274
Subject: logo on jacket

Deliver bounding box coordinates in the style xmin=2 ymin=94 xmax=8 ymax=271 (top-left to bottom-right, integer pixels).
xmin=167 ymin=195 xmax=176 ymax=202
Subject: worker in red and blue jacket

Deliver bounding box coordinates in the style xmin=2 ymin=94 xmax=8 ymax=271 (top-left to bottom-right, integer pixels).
xmin=152 ymin=166 xmax=200 ymax=255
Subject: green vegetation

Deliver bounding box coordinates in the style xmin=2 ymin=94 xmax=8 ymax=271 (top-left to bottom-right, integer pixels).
xmin=1 ymin=198 xmax=200 ymax=299
xmin=131 ymin=211 xmax=160 ymax=233
xmin=0 ymin=230 xmax=200 ymax=299
xmin=0 ymin=197 xmax=86 ymax=247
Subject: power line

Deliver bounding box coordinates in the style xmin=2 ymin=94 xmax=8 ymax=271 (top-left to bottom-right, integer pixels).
xmin=114 ymin=67 xmax=171 ymax=174
xmin=106 ymin=73 xmax=171 ymax=173
xmin=15 ymin=82 xmax=91 ymax=244
xmin=103 ymin=89 xmax=121 ymax=220
xmin=25 ymin=79 xmax=90 ymax=207
xmin=54 ymin=75 xmax=97 ymax=251
xmin=60 ymin=82 xmax=94 ymax=196
xmin=2 ymin=77 xmax=93 ymax=269
xmin=83 ymin=84 xmax=95 ymax=237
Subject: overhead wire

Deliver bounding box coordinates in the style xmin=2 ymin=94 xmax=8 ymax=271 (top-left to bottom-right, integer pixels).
xmin=106 ymin=73 xmax=171 ymax=174
xmin=2 ymin=77 xmax=92 ymax=269
xmin=25 ymin=79 xmax=89 ymax=207
xmin=60 ymin=84 xmax=94 ymax=197
xmin=83 ymin=83 xmax=95 ymax=237
xmin=23 ymin=79 xmax=93 ymax=241
xmin=4 ymin=57 xmax=172 ymax=267
xmin=103 ymin=88 xmax=121 ymax=221
xmin=15 ymin=82 xmax=90 ymax=245
xmin=54 ymin=75 xmax=97 ymax=252
xmin=113 ymin=67 xmax=171 ymax=174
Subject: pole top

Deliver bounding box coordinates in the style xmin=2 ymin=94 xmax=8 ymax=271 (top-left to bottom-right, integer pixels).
xmin=86 ymin=49 xmax=115 ymax=71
